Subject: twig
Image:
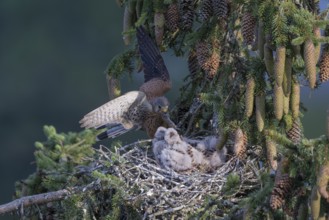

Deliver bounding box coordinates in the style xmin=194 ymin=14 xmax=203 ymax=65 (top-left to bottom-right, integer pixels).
xmin=0 ymin=189 xmax=75 ymax=215
xmin=0 ymin=181 xmax=98 ymax=215
xmin=148 ymin=205 xmax=186 ymax=218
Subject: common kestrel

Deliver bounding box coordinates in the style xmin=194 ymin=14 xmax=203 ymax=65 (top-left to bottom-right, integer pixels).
xmin=79 ymin=27 xmax=175 ymax=140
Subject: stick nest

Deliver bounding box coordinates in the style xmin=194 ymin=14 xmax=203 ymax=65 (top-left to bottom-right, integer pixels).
xmin=95 ymin=140 xmax=264 ymax=218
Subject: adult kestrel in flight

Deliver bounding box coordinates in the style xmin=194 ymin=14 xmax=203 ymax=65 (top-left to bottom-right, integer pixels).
xmin=79 ymin=27 xmax=175 ymax=140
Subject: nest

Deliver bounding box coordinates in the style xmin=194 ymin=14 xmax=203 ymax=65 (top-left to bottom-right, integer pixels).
xmin=95 ymin=140 xmax=263 ymax=219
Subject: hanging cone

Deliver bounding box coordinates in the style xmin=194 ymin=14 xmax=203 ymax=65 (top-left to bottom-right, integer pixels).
xmin=188 ymin=50 xmax=200 ymax=77
xmin=196 ymin=41 xmax=210 ymax=71
xmin=310 ymin=186 xmax=321 ymax=220
xmin=270 ymin=158 xmax=294 ymax=210
xmin=199 ymin=0 xmax=213 ymax=21
xmin=212 ymin=0 xmax=228 ymax=19
xmin=283 ymin=94 xmax=290 ymax=115
xmin=154 ymin=12 xmax=165 ymax=46
xmin=216 ymin=131 xmax=228 ymax=151
xmin=123 ymin=5 xmax=135 ymax=45
xmin=180 ymin=0 xmax=195 ymax=31
xmin=286 ymin=119 xmax=302 ymax=145
xmin=257 ymin=21 xmax=265 ymax=59
xmin=264 ymin=43 xmax=274 ymax=77
xmin=196 ymin=41 xmax=220 ymax=78
xmin=106 ymin=75 xmax=121 ymax=100
xmin=292 ymin=45 xmax=305 ymax=70
xmin=283 ymin=56 xmax=292 ymax=96
xmin=205 ymin=51 xmax=220 ymax=78
xmin=304 ymin=39 xmax=317 ymax=89
xmin=274 ymin=84 xmax=284 ymax=120
xmin=135 ymin=0 xmax=143 ymax=18
xmin=317 ymin=161 xmax=329 ymax=202
xmin=233 ymin=128 xmax=248 ymax=159
xmin=295 ymin=201 xmax=308 ymax=220
xmin=290 ymin=80 xmax=300 ymax=119
xmin=274 ymin=46 xmax=286 ymax=86
xmin=241 ymin=12 xmax=256 ymax=45
xmin=255 ymin=93 xmax=265 ymax=132
xmin=314 ymin=27 xmax=321 ymax=63
xmin=251 ymin=24 xmax=258 ymax=51
xmin=245 ymin=77 xmax=255 ymax=118
xmin=165 ymin=3 xmax=179 ymax=32
xmin=319 ymin=49 xmax=329 ymax=83
xmin=266 ymin=138 xmax=277 ymax=170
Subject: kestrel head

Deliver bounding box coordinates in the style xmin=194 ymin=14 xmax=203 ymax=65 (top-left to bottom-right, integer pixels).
xmin=150 ymin=96 xmax=169 ymax=113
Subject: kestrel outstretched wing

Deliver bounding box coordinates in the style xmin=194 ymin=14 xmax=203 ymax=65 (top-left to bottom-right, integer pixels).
xmin=136 ymin=27 xmax=171 ymax=99
xmin=79 ymin=91 xmax=150 ymax=130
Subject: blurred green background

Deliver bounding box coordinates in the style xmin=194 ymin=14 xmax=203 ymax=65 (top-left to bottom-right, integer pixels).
xmin=0 ymin=0 xmax=328 ymax=215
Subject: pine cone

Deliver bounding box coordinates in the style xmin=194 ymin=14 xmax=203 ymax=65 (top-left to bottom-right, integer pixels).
xmin=270 ymin=159 xmax=294 ymax=210
xmin=123 ymin=5 xmax=134 ymax=45
xmin=304 ymin=39 xmax=317 ymax=89
xmin=199 ymin=0 xmax=213 ymax=21
xmin=264 ymin=43 xmax=274 ymax=77
xmin=188 ymin=50 xmax=200 ymax=77
xmin=310 ymin=186 xmax=321 ymax=220
xmin=165 ymin=3 xmax=179 ymax=32
xmin=286 ymin=119 xmax=302 ymax=145
xmin=196 ymin=41 xmax=210 ymax=70
xmin=274 ymin=84 xmax=284 ymax=120
xmin=154 ymin=12 xmax=165 ymax=46
xmin=290 ymin=80 xmax=300 ymax=119
xmin=317 ymin=161 xmax=329 ymax=202
xmin=180 ymin=0 xmax=195 ymax=30
xmin=196 ymin=41 xmax=220 ymax=78
xmin=319 ymin=49 xmax=329 ymax=83
xmin=283 ymin=94 xmax=290 ymax=115
xmin=274 ymin=46 xmax=286 ymax=86
xmin=257 ymin=21 xmax=265 ymax=59
xmin=106 ymin=75 xmax=121 ymax=100
xmin=241 ymin=12 xmax=256 ymax=45
xmin=270 ymin=193 xmax=285 ymax=210
xmin=314 ymin=27 xmax=321 ymax=63
xmin=294 ymin=199 xmax=308 ymax=220
xmin=245 ymin=77 xmax=255 ymax=118
xmin=233 ymin=128 xmax=247 ymax=159
xmin=255 ymin=93 xmax=265 ymax=132
xmin=266 ymin=138 xmax=277 ymax=170
xmin=212 ymin=0 xmax=228 ymax=19
xmin=283 ymin=56 xmax=292 ymax=96
xmin=205 ymin=51 xmax=220 ymax=78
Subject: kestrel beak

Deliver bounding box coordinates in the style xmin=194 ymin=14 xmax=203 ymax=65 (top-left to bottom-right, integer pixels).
xmin=161 ymin=111 xmax=177 ymax=129
xmin=161 ymin=106 xmax=168 ymax=113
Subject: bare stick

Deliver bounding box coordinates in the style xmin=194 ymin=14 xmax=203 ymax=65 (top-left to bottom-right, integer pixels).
xmin=0 ymin=181 xmax=98 ymax=215
xmin=0 ymin=189 xmax=74 ymax=215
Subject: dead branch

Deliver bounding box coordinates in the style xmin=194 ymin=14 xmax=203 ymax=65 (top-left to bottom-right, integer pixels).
xmin=0 ymin=181 xmax=98 ymax=216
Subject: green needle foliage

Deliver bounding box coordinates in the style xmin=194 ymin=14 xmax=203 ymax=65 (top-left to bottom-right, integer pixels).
xmin=11 ymin=0 xmax=329 ymax=218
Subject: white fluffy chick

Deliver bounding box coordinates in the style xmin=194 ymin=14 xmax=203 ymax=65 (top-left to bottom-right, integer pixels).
xmin=153 ymin=127 xmax=193 ymax=172
xmin=153 ymin=127 xmax=227 ymax=173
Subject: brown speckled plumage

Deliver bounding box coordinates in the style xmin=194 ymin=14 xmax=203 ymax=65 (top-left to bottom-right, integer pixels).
xmin=80 ymin=27 xmax=175 ymax=140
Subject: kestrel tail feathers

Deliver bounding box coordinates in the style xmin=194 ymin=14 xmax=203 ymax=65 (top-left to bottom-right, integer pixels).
xmin=96 ymin=124 xmax=139 ymax=141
